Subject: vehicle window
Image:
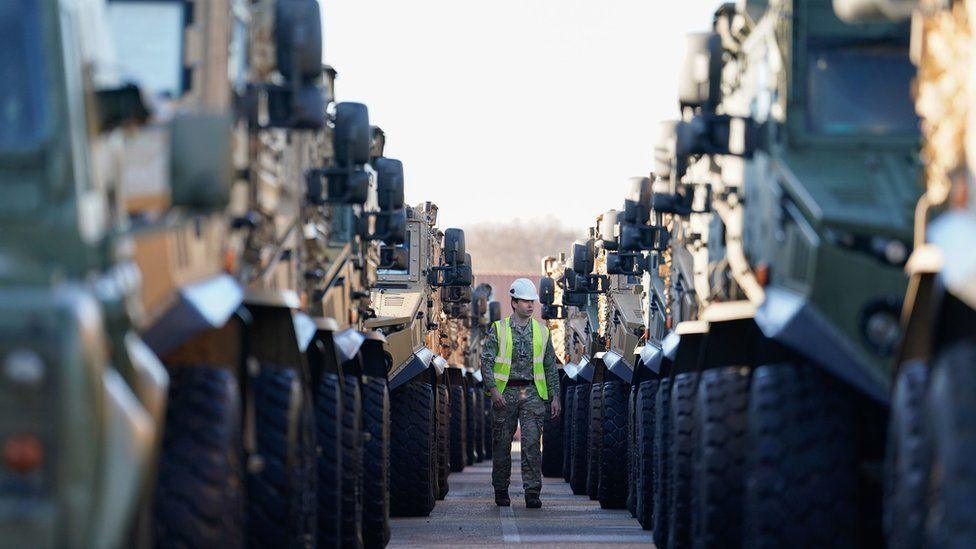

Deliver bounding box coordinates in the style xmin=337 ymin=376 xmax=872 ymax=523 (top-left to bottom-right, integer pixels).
xmin=805 ymin=45 xmax=918 ymax=137
xmin=0 ymin=0 xmax=49 ymax=150
xmin=106 ymin=1 xmax=184 ymax=98
xmin=377 ymin=231 xmax=412 ymax=277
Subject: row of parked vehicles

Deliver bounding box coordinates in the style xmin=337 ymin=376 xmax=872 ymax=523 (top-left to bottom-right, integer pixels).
xmin=0 ymin=0 xmax=500 ymax=547
xmin=537 ymin=0 xmax=976 ymax=547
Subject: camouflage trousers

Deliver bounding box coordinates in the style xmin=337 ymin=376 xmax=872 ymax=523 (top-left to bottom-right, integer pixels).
xmin=491 ymin=384 xmax=548 ymax=495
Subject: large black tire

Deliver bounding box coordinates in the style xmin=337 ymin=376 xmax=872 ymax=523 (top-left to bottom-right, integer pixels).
xmin=465 ymin=385 xmax=478 ymax=465
xmin=599 ymin=380 xmax=629 ymax=509
xmin=390 ymin=383 xmax=436 ymax=517
xmin=473 ymin=389 xmax=485 ymax=462
xmin=652 ymin=377 xmax=672 ymax=547
xmin=248 ymin=364 xmax=317 ymax=548
xmin=435 ymin=384 xmax=450 ymax=500
xmin=154 ymin=367 xmax=244 ymax=548
xmin=562 ymin=387 xmax=575 ymax=482
xmin=668 ymin=372 xmax=698 ymax=549
xmin=586 ymin=382 xmax=604 ymax=500
xmin=542 ymin=395 xmax=564 ymax=478
xmin=361 ymin=377 xmax=390 ymax=549
xmin=482 ymin=387 xmax=493 ymax=460
xmin=926 ymin=343 xmax=976 ymax=547
xmin=449 ymin=384 xmax=467 ymax=472
xmin=340 ymin=376 xmax=364 ymax=549
xmin=692 ymin=366 xmax=750 ymax=549
xmin=568 ymin=385 xmax=590 ymax=495
xmin=744 ymin=363 xmax=859 ymax=548
xmin=883 ymin=360 xmax=929 ymax=549
xmin=314 ymin=374 xmax=343 ymax=548
xmin=635 ymin=379 xmax=659 ymax=530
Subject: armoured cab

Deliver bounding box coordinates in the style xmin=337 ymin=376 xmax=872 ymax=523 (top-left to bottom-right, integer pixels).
xmin=718 ymin=0 xmax=921 ymax=399
xmin=366 ymin=204 xmax=469 ymax=390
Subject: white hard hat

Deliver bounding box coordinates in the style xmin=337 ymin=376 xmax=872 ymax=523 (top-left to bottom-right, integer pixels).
xmin=509 ymin=278 xmax=539 ymax=301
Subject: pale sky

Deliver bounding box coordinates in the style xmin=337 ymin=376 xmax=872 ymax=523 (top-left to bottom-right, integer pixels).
xmin=323 ymin=1 xmax=722 ymax=232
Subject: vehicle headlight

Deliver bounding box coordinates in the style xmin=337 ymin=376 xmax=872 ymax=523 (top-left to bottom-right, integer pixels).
xmin=859 ymin=297 xmax=902 ymax=357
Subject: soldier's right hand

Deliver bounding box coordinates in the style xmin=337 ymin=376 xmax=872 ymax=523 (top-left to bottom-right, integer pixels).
xmin=491 ymin=388 xmax=506 ymax=409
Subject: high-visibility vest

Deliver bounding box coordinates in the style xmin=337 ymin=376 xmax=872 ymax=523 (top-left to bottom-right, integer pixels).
xmin=492 ymin=316 xmax=550 ymax=400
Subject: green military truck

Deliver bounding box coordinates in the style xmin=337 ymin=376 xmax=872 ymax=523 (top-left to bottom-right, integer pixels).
xmin=835 ymin=0 xmax=976 ymax=546
xmin=634 ymin=1 xmax=921 ymax=546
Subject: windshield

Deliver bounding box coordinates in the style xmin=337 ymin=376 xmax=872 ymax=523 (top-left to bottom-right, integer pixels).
xmin=107 ymin=1 xmax=185 ymax=98
xmin=0 ymin=0 xmax=50 ymax=150
xmin=377 ymin=231 xmax=412 ymax=277
xmin=805 ymin=45 xmax=918 ymax=137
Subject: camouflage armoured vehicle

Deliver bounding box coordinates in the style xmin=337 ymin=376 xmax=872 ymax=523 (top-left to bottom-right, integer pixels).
xmin=539 ymin=232 xmax=610 ymax=501
xmin=366 ymin=204 xmax=473 ymax=517
xmin=0 ymin=1 xmax=402 ymax=547
xmin=540 ymin=252 xmax=592 ymax=494
xmin=835 ymin=0 xmax=976 ymax=546
xmin=641 ymin=1 xmax=921 ymax=546
xmin=438 ymin=282 xmax=499 ymax=473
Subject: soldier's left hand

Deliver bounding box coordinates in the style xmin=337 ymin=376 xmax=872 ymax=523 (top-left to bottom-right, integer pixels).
xmin=550 ymin=397 xmax=561 ymax=419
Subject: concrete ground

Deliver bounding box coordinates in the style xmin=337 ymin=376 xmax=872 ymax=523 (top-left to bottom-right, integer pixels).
xmin=389 ymin=447 xmax=655 ymax=548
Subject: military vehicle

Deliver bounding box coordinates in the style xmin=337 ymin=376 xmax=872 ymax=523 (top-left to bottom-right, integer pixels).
xmin=834 ymin=0 xmax=976 ymax=546
xmin=365 ymin=204 xmax=473 ymax=517
xmin=440 ymin=282 xmax=500 ymax=473
xmin=0 ymin=0 xmax=406 ymax=547
xmin=539 ymin=232 xmax=611 ymax=502
xmin=630 ymin=1 xmax=921 ymax=547
xmin=540 ymin=253 xmax=590 ymax=493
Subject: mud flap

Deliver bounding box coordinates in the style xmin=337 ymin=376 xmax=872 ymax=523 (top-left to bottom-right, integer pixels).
xmin=142 ymin=274 xmax=244 ymax=357
xmin=388 ymin=347 xmax=436 ymax=391
xmin=603 ymin=350 xmax=635 ymax=384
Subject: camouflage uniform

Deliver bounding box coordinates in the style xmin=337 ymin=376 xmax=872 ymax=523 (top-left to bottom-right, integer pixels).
xmin=481 ymin=318 xmax=560 ymax=496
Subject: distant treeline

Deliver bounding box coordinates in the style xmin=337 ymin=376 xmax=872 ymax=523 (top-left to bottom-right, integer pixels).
xmin=462 ymin=217 xmax=581 ymax=273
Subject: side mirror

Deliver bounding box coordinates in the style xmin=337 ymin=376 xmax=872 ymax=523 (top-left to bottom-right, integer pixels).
xmin=442 ymin=285 xmax=473 ymax=304
xmin=677 ymin=32 xmax=723 ymax=111
xmin=335 ymin=102 xmax=371 ymax=166
xmin=488 ymin=301 xmax=502 ymax=323
xmin=539 ymin=277 xmax=556 ymax=306
xmin=454 ymin=263 xmax=474 ymax=286
xmin=620 ymin=224 xmax=642 ymax=252
xmin=275 ymin=0 xmax=323 ymax=83
xmin=564 ymin=291 xmax=587 ymax=308
xmin=374 ymin=157 xmax=405 ymax=211
xmin=599 ymin=210 xmax=618 ymax=251
xmin=572 ymin=242 xmax=594 ymax=275
xmin=322 ymin=168 xmax=369 ymax=204
xmin=170 ymin=113 xmax=232 ymax=211
xmin=370 ymin=126 xmax=386 ymax=161
xmin=443 ymin=228 xmax=466 ymax=265
xmin=541 ymin=305 xmax=566 ymax=321
xmin=654 ymin=121 xmax=678 ymax=182
xmin=371 ymin=208 xmax=406 ymax=244
xmin=562 ymin=268 xmax=579 ymax=291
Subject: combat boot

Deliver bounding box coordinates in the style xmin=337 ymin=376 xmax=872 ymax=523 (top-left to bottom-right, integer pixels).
xmin=525 ymin=493 xmax=542 ymax=508
xmin=495 ymin=489 xmax=510 ymax=506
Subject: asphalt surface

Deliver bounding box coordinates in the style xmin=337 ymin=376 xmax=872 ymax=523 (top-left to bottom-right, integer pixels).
xmin=389 ymin=446 xmax=655 ymax=547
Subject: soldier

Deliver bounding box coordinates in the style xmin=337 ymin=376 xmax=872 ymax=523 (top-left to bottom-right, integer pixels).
xmin=481 ymin=278 xmax=561 ymax=508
